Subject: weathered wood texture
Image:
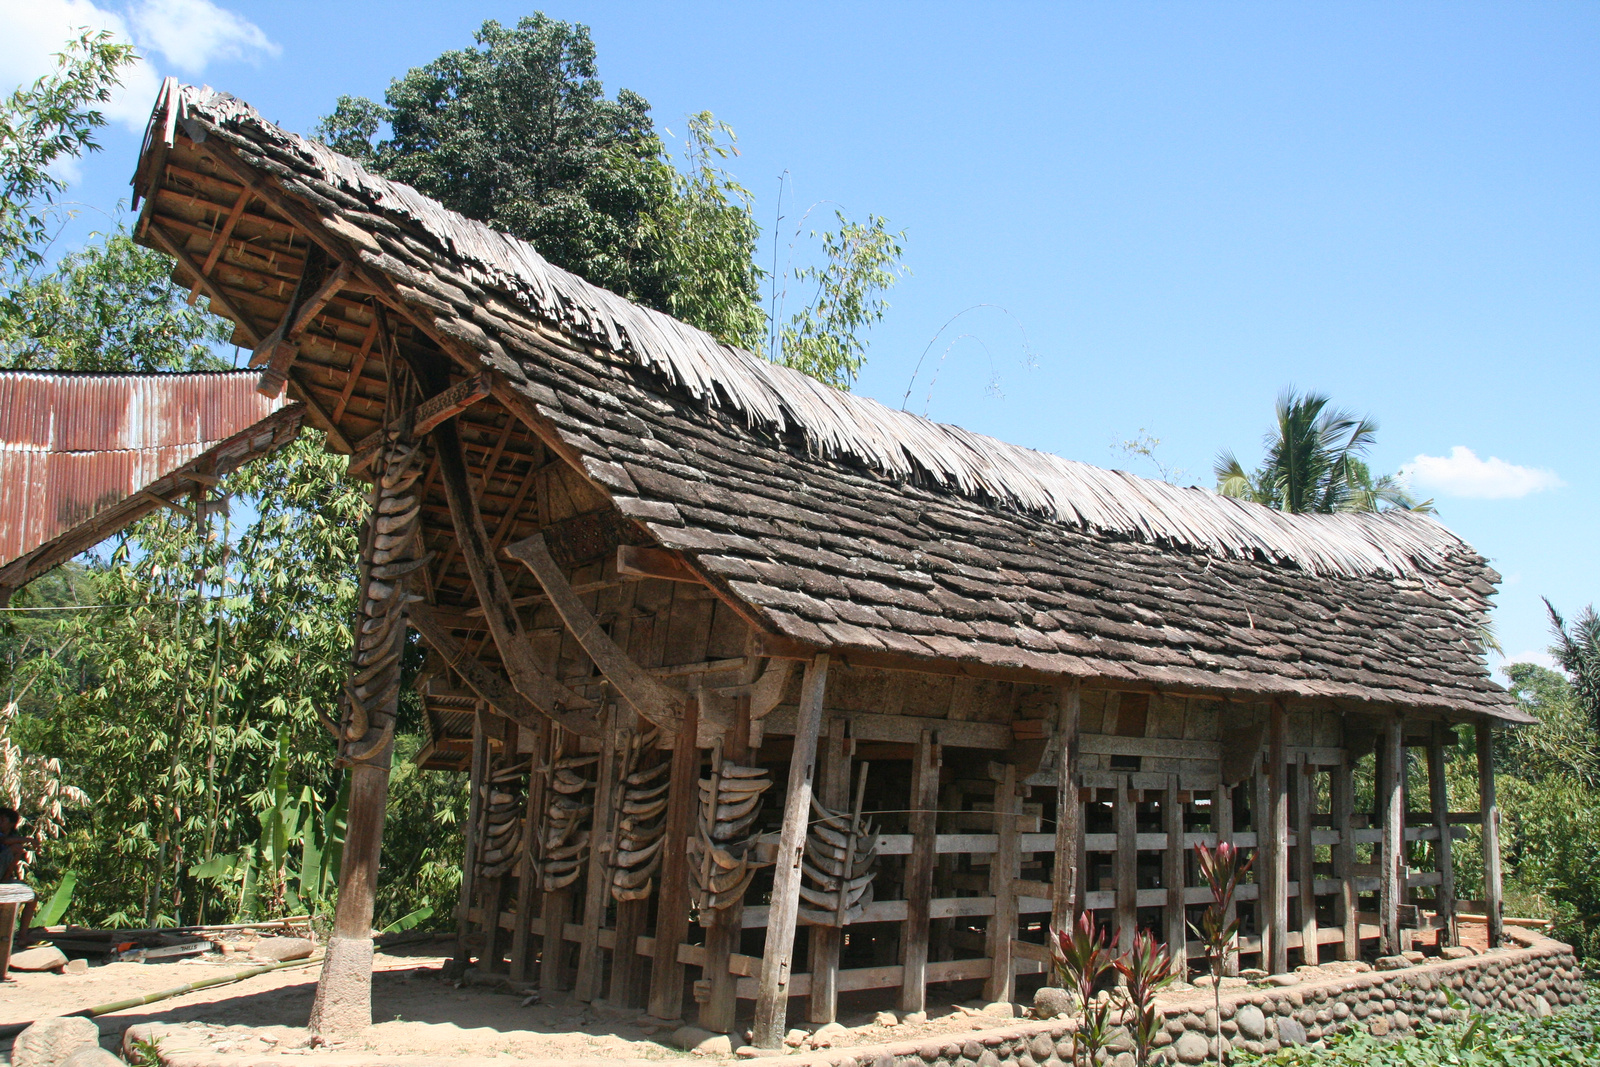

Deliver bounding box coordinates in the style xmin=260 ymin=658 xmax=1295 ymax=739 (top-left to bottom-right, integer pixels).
xmin=900 ymin=728 xmax=941 ymax=1014
xmin=752 ymin=655 xmax=829 ymax=1048
xmin=1477 ymin=723 xmax=1504 ymax=948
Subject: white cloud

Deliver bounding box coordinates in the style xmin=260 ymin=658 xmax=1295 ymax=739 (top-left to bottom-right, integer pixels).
xmin=127 ymin=0 xmax=278 ymax=75
xmin=1402 ymin=446 xmax=1563 ymax=500
xmin=0 ymin=0 xmax=276 ymax=134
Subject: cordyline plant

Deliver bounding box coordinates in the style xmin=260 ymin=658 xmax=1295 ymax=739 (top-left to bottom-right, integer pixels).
xmin=1050 ymin=910 xmax=1117 ymax=1067
xmin=1114 ymin=929 xmax=1178 ymax=1067
xmin=1191 ymin=840 xmax=1254 ymax=1064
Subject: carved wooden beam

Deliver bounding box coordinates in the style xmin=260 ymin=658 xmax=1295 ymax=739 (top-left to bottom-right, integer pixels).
xmin=505 ymin=532 xmax=688 ymax=734
xmin=616 ymin=544 xmax=702 ymax=584
xmin=434 ymin=421 xmax=601 ymax=732
xmin=412 ymin=373 xmax=492 ymax=436
xmin=408 ymin=602 xmax=599 ymax=739
xmin=254 ymin=250 xmax=352 ymax=399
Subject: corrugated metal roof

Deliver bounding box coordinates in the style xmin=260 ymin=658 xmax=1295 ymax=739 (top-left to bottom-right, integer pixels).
xmin=0 ymin=370 xmax=302 ymax=590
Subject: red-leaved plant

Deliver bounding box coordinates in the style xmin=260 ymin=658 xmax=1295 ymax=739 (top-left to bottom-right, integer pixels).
xmin=1192 ymin=840 xmax=1253 ymax=1064
xmin=1113 ymin=929 xmax=1178 ymax=1066
xmin=1049 ymin=911 xmax=1116 ymax=1067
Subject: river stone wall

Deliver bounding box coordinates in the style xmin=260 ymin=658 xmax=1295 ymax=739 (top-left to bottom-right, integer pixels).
xmin=788 ymin=930 xmax=1583 ymax=1067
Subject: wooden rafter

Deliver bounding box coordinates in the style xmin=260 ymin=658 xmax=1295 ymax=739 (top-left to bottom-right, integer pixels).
xmin=332 ymin=316 xmax=381 ymax=424
xmin=189 ymin=185 xmax=253 ymax=305
xmin=434 ymin=421 xmax=600 ymax=734
xmin=504 ymin=532 xmax=688 ymax=734
xmin=146 ymin=221 xmax=262 ymax=345
xmin=408 ymin=603 xmax=596 ymax=739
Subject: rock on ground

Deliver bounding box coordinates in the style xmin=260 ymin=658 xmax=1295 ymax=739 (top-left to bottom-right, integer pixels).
xmin=12 ymin=1016 xmax=101 ymax=1067
xmin=10 ymin=946 xmax=69 ymax=972
xmin=1174 ymin=1031 xmax=1211 ymax=1065
xmin=61 ymin=1050 xmax=121 ymax=1067
xmin=1234 ymin=1005 xmax=1267 ymax=1040
xmin=671 ymin=1025 xmax=732 ymax=1054
xmin=1034 ymin=987 xmax=1075 ymax=1019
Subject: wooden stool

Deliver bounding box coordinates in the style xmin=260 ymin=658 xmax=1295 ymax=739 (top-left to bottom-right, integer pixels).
xmin=0 ymin=883 xmax=37 ymax=981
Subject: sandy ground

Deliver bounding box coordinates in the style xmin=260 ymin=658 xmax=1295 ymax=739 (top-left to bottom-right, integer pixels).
xmin=0 ymin=927 xmax=1514 ymax=1067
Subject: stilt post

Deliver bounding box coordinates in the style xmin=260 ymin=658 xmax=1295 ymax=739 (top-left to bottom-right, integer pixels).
xmin=647 ymin=693 xmax=701 ymax=1019
xmin=1380 ymin=713 xmax=1405 ymax=955
xmin=1428 ymin=724 xmax=1457 ymax=947
xmin=752 ymin=653 xmax=829 ymax=1048
xmin=984 ymin=762 xmax=1021 ymax=1003
xmin=1475 ymin=722 xmax=1503 ymax=948
xmin=1051 ymin=682 xmax=1082 ymax=932
xmin=900 ymin=728 xmax=941 ymax=1014
xmin=1264 ymin=701 xmax=1289 ymax=974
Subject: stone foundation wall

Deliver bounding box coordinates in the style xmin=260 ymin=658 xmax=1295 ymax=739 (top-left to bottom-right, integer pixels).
xmin=791 ymin=930 xmax=1585 ymax=1067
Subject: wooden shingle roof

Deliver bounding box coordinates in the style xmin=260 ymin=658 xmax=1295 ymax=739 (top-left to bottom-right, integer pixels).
xmin=134 ymin=82 xmax=1521 ymax=723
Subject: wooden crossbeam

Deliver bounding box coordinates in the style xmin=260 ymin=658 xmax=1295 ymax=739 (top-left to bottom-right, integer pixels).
xmin=190 ymin=186 xmax=252 ymax=305
xmin=413 ymin=373 xmax=492 ymax=437
xmin=616 ymin=545 xmax=703 ymax=584
xmin=505 ymin=532 xmax=686 ymax=733
xmin=146 ymin=222 xmax=261 ymax=346
xmin=433 ymin=422 xmax=601 ymax=735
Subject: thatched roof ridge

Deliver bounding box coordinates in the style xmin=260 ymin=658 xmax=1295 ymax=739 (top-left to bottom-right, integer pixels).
xmin=162 ymin=83 xmax=1472 ymax=582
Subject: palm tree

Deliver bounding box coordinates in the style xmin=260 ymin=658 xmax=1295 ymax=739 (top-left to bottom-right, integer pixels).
xmin=1214 ymin=388 xmax=1433 ymax=514
xmin=1546 ymin=598 xmax=1600 ymax=734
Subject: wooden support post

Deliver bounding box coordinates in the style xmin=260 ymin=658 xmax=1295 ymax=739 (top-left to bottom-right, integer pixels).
xmin=1428 ymin=725 xmax=1458 ymax=947
xmin=1115 ymin=775 xmax=1137 ymax=954
xmin=1476 ymin=722 xmax=1504 ymax=948
xmin=702 ymin=697 xmax=755 ymax=1032
xmin=807 ymin=717 xmax=850 ymax=1025
xmin=1294 ymin=758 xmax=1318 ymax=967
xmin=1163 ymin=775 xmax=1187 ymax=979
xmin=1379 ymin=713 xmax=1405 ymax=955
xmin=1264 ymin=702 xmax=1289 ymax=974
xmin=647 ymin=694 xmax=701 ymax=1020
xmin=1215 ymin=783 xmax=1238 ymax=975
xmin=1051 ymin=682 xmax=1082 ymax=932
xmin=478 ymin=717 xmax=506 ymax=973
xmin=539 ymin=888 xmax=572 ymax=992
xmin=1331 ymin=750 xmax=1358 ymax=961
xmin=984 ymin=763 xmax=1022 ymax=1004
xmin=510 ymin=721 xmax=548 ymax=981
xmin=0 ymin=884 xmax=34 ymax=981
xmin=458 ymin=711 xmax=489 ymax=960
xmin=900 ymin=728 xmax=941 ymax=1014
xmin=752 ymin=654 xmax=830 ymax=1049
xmin=574 ymin=706 xmax=621 ymax=1002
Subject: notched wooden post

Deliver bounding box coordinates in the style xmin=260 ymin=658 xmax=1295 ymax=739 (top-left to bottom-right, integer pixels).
xmin=752 ymin=653 xmax=830 ymax=1048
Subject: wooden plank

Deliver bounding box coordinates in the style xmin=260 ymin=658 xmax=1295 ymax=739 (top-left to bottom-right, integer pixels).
xmin=1163 ymin=775 xmax=1187 ymax=978
xmin=1294 ymin=758 xmax=1318 ymax=966
xmin=431 ymin=425 xmax=601 ymax=737
xmin=1115 ymin=774 xmax=1137 ymax=954
xmin=458 ymin=711 xmax=488 ymax=960
xmin=702 ymin=696 xmax=754 ymax=1033
xmin=1429 ymin=725 xmax=1457 ymax=947
xmin=984 ymin=763 xmax=1021 ymax=1002
xmin=764 ymin=705 xmax=1009 ymax=750
xmin=900 ymin=728 xmax=941 ymax=1014
xmin=506 ymin=533 xmax=688 ymax=734
xmin=1265 ymin=702 xmax=1289 ymax=974
xmin=1331 ymin=750 xmax=1358 ymax=961
xmin=751 ymin=655 xmax=829 ymax=1048
xmin=1476 ymin=723 xmax=1503 ymax=948
xmin=1080 ymin=734 xmax=1221 ymax=761
xmin=574 ymin=706 xmax=620 ymax=1002
xmin=807 ymin=717 xmax=851 ymax=1025
xmin=1380 ymin=714 xmax=1405 ymax=955
xmin=146 ymin=220 xmax=263 ymax=345
xmin=617 ymin=545 xmax=703 ymax=584
xmin=647 ymin=694 xmax=700 ymax=1020
xmin=1053 ymin=682 xmax=1082 ymax=931
xmin=510 ymin=720 xmax=548 ymax=981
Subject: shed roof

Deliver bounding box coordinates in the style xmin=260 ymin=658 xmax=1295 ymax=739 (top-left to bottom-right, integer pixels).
xmin=0 ymin=369 xmax=303 ymax=595
xmin=133 ymin=82 xmax=1521 ymax=723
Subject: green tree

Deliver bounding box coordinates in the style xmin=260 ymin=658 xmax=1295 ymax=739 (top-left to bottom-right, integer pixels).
xmin=316 ymin=13 xmax=764 ymax=347
xmin=776 ymin=210 xmax=905 ymax=388
xmin=1 ymin=230 xmax=232 ymax=370
xmin=0 ymin=29 xmax=133 ymax=278
xmin=1214 ymin=388 xmax=1432 ymax=513
xmin=1545 ymin=599 xmax=1600 ymax=734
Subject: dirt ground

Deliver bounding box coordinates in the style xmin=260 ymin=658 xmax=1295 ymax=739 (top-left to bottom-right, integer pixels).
xmin=0 ymin=927 xmax=1515 ymax=1067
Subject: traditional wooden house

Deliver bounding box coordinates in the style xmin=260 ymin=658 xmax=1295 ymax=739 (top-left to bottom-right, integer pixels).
xmin=124 ymin=80 xmax=1524 ymax=1045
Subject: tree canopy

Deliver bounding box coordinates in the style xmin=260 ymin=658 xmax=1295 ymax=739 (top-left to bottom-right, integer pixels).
xmin=1214 ymin=388 xmax=1431 ymax=514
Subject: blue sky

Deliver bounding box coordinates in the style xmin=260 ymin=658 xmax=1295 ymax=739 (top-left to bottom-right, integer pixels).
xmin=6 ymin=1 xmax=1595 ymax=672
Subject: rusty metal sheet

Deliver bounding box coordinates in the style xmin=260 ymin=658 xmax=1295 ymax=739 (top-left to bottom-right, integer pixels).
xmin=0 ymin=370 xmax=301 ymax=586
